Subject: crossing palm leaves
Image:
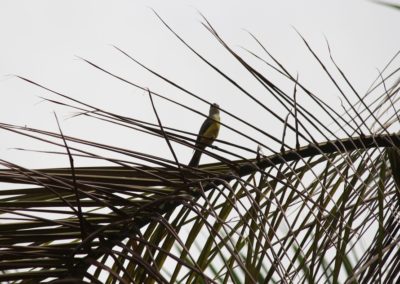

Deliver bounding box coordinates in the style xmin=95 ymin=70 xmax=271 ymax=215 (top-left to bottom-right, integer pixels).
xmin=1 ymin=13 xmax=400 ymax=283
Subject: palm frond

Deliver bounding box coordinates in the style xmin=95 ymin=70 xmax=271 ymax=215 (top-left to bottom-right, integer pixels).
xmin=1 ymin=13 xmax=400 ymax=283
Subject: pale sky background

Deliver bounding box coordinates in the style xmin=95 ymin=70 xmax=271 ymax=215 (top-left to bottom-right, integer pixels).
xmin=0 ymin=0 xmax=399 ymax=169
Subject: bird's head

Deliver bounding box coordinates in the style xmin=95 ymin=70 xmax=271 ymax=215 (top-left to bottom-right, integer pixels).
xmin=209 ymin=103 xmax=220 ymax=116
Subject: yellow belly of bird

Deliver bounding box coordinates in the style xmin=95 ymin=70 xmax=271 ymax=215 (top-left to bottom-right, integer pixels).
xmin=201 ymin=119 xmax=220 ymax=144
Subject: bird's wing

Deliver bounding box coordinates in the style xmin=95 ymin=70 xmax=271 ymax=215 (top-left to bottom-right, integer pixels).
xmin=195 ymin=117 xmax=219 ymax=146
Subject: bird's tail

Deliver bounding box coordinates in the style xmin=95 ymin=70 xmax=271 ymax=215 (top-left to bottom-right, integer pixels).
xmin=189 ymin=149 xmax=203 ymax=167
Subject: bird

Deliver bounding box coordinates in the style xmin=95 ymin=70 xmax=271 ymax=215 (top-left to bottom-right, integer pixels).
xmin=189 ymin=103 xmax=221 ymax=167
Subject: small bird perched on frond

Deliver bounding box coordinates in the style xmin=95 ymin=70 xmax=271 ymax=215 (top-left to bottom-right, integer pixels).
xmin=189 ymin=103 xmax=220 ymax=167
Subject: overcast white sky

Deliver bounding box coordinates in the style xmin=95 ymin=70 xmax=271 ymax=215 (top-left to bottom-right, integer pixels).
xmin=0 ymin=0 xmax=399 ymax=169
